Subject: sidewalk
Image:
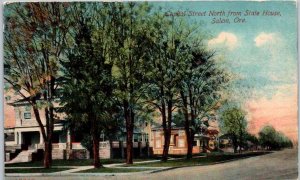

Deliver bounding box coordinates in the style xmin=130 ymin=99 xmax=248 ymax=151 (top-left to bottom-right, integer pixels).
xmin=5 ymin=158 xmax=175 ymax=177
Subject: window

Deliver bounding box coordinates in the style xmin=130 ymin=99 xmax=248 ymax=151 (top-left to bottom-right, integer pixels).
xmin=156 ymin=139 xmax=161 ymax=148
xmin=170 ymin=135 xmax=175 ymax=146
xmin=145 ymin=134 xmax=149 ymax=142
xmin=133 ymin=134 xmax=139 ymax=142
xmin=25 ymin=106 xmax=31 ymax=111
xmin=5 ymin=133 xmax=14 ymax=142
xmin=24 ymin=112 xmax=31 ymax=119
xmin=178 ymin=130 xmax=185 ymax=136
xmin=5 ymin=96 xmax=11 ymax=101
xmin=24 ymin=106 xmax=31 ymax=119
xmin=193 ymin=140 xmax=197 ymax=146
xmin=155 ymin=131 xmax=160 ymax=137
xmin=178 ymin=139 xmax=185 ymax=147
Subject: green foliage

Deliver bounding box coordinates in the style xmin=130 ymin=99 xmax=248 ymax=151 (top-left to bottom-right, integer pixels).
xmin=5 ymin=2 xmax=233 ymax=161
xmin=173 ymin=111 xmax=185 ymax=127
xmin=259 ymin=125 xmax=293 ymax=150
xmin=245 ymin=133 xmax=259 ymax=145
xmin=221 ymin=108 xmax=247 ymax=134
xmin=220 ymin=107 xmax=248 ymax=152
xmin=60 ymin=7 xmax=115 ymax=139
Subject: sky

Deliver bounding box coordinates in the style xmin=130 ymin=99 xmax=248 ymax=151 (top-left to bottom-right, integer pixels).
xmin=151 ymin=1 xmax=297 ymax=141
xmin=4 ymin=1 xmax=298 ymax=141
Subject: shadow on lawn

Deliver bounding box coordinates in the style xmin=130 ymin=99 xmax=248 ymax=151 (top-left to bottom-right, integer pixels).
xmin=5 ymin=151 xmax=271 ymax=168
xmin=124 ymin=151 xmax=273 ymax=168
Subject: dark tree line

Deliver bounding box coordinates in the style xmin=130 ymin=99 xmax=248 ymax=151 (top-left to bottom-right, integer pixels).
xmin=259 ymin=125 xmax=293 ymax=150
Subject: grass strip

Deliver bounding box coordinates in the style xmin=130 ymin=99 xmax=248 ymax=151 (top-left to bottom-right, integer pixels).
xmin=5 ymin=168 xmax=70 ymax=173
xmin=124 ymin=152 xmax=269 ymax=167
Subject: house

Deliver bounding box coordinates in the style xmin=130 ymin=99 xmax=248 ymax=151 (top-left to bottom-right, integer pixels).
xmin=218 ymin=134 xmax=234 ymax=153
xmin=150 ymin=122 xmax=218 ymax=155
xmin=5 ymin=97 xmax=77 ymax=162
xmin=4 ymin=97 xmax=150 ymax=162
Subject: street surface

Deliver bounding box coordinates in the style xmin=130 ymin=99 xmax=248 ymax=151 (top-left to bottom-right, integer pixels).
xmin=132 ymin=148 xmax=298 ymax=180
xmin=5 ymin=148 xmax=298 ymax=180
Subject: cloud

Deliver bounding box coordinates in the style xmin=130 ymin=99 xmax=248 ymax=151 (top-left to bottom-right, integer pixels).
xmin=254 ymin=32 xmax=277 ymax=47
xmin=208 ymin=32 xmax=238 ymax=51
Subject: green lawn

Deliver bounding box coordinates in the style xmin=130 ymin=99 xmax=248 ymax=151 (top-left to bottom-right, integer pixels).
xmin=5 ymin=152 xmax=268 ymax=168
xmin=124 ymin=152 xmax=269 ymax=167
xmin=77 ymin=167 xmax=154 ymax=173
xmin=5 ymin=158 xmax=159 ymax=167
xmin=5 ymin=168 xmax=70 ymax=173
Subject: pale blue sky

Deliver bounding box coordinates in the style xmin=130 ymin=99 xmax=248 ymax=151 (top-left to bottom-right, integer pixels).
xmin=152 ymin=1 xmax=297 ymax=100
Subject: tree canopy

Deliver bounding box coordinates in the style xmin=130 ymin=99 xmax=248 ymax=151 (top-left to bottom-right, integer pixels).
xmin=220 ymin=107 xmax=247 ymax=153
xmin=259 ymin=125 xmax=293 ymax=150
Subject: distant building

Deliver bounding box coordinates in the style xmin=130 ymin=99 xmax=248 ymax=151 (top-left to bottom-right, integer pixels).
xmin=150 ymin=122 xmax=218 ymax=155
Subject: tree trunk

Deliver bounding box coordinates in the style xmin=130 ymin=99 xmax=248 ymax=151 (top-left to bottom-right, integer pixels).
xmin=162 ymin=129 xmax=171 ymax=162
xmin=32 ymin=99 xmax=49 ymax=168
xmin=124 ymin=100 xmax=134 ymax=164
xmin=186 ymin=135 xmax=193 ymax=159
xmin=180 ymin=91 xmax=192 ymax=159
xmin=92 ymin=133 xmax=101 ymax=168
xmin=44 ymin=140 xmax=51 ymax=168
xmin=90 ymin=111 xmax=102 ymax=168
xmin=232 ymin=134 xmax=238 ymax=153
xmin=89 ymin=146 xmax=94 ymax=160
xmin=187 ymin=89 xmax=195 ymax=159
xmin=162 ymin=100 xmax=173 ymax=162
xmin=161 ymin=96 xmax=167 ymax=161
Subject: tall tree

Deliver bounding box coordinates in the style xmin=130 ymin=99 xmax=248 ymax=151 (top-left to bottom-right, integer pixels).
xmin=145 ymin=14 xmax=191 ymax=161
xmin=220 ymin=107 xmax=247 ymax=153
xmin=110 ymin=2 xmax=152 ymax=164
xmin=60 ymin=10 xmax=114 ymax=167
xmin=4 ymin=2 xmax=71 ymax=168
xmin=179 ymin=46 xmax=229 ymax=159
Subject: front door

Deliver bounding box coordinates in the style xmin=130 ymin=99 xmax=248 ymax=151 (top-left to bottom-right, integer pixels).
xmin=22 ymin=132 xmax=32 ymax=150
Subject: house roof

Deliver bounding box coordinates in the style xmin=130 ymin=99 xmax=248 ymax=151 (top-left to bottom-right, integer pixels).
xmin=7 ymin=94 xmax=43 ymax=106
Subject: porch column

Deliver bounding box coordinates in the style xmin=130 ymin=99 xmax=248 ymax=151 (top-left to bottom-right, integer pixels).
xmin=39 ymin=131 xmax=44 ymax=144
xmin=14 ymin=131 xmax=18 ymax=144
xmin=67 ymin=130 xmax=72 ymax=150
xmin=67 ymin=130 xmax=71 ymax=144
xmin=18 ymin=132 xmax=22 ymax=145
xmin=66 ymin=130 xmax=72 ymax=160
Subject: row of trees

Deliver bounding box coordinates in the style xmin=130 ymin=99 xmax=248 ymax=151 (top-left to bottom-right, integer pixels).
xmin=259 ymin=125 xmax=293 ymax=150
xmin=220 ymin=107 xmax=293 ymax=152
xmin=4 ymin=2 xmax=229 ymax=168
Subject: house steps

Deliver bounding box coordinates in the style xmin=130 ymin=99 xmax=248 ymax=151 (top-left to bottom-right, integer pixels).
xmin=5 ymin=149 xmax=36 ymax=164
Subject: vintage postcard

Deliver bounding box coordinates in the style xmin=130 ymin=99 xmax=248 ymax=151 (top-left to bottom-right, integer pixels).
xmin=3 ymin=1 xmax=298 ymax=179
